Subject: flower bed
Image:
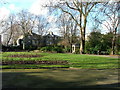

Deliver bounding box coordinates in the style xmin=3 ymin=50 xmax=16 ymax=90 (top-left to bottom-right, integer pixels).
xmin=2 ymin=60 xmax=68 ymax=65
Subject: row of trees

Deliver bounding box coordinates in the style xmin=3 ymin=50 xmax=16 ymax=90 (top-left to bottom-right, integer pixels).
xmin=0 ymin=1 xmax=119 ymax=54
xmin=1 ymin=10 xmax=49 ymax=49
xmin=47 ymin=0 xmax=119 ymax=55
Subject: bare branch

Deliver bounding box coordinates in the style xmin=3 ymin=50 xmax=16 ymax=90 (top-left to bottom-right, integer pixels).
xmin=56 ymin=5 xmax=79 ymax=25
xmin=65 ymin=2 xmax=79 ymax=11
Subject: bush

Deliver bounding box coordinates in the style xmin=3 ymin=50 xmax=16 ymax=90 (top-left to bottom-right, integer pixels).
xmin=52 ymin=46 xmax=63 ymax=53
xmin=63 ymin=47 xmax=71 ymax=53
xmin=2 ymin=45 xmax=22 ymax=52
xmin=26 ymin=46 xmax=37 ymax=50
xmin=39 ymin=46 xmax=63 ymax=53
xmin=40 ymin=46 xmax=52 ymax=52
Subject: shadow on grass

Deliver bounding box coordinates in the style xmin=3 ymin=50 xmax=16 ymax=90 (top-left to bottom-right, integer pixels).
xmin=2 ymin=71 xmax=119 ymax=89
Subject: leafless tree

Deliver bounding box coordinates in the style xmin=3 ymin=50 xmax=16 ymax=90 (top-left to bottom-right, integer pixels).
xmin=57 ymin=13 xmax=78 ymax=52
xmin=47 ymin=0 xmax=98 ymax=54
xmin=35 ymin=15 xmax=49 ymax=36
xmin=1 ymin=14 xmax=22 ymax=46
xmin=1 ymin=15 xmax=15 ymax=46
xmin=17 ymin=10 xmax=36 ymax=49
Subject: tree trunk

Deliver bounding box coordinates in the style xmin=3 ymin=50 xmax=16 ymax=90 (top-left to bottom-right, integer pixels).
xmin=111 ymin=28 xmax=117 ymax=55
xmin=80 ymin=16 xmax=87 ymax=54
xmin=6 ymin=31 xmax=12 ymax=46
xmin=22 ymin=35 xmax=26 ymax=50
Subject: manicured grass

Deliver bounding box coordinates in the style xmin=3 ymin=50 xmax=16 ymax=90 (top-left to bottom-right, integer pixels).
xmin=1 ymin=52 xmax=119 ymax=69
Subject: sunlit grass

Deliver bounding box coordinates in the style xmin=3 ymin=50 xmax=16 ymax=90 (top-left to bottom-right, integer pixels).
xmin=1 ymin=52 xmax=118 ymax=69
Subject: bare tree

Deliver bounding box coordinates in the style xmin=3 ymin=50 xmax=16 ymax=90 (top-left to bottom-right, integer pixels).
xmin=47 ymin=0 xmax=98 ymax=54
xmin=1 ymin=15 xmax=15 ymax=46
xmin=1 ymin=14 xmax=23 ymax=46
xmin=35 ymin=15 xmax=49 ymax=36
xmin=57 ymin=13 xmax=78 ymax=52
xmin=17 ymin=10 xmax=36 ymax=49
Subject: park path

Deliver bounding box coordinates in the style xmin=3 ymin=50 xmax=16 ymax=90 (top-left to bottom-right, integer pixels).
xmin=86 ymin=54 xmax=119 ymax=58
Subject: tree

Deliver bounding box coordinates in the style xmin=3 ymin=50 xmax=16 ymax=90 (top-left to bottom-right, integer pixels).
xmin=17 ymin=10 xmax=36 ymax=49
xmin=2 ymin=14 xmax=15 ymax=46
xmin=47 ymin=0 xmax=98 ymax=54
xmin=86 ymin=30 xmax=103 ymax=54
xmin=57 ymin=13 xmax=79 ymax=52
xmin=1 ymin=14 xmax=23 ymax=46
xmin=94 ymin=2 xmax=120 ymax=54
xmin=35 ymin=15 xmax=49 ymax=36
xmin=102 ymin=32 xmax=114 ymax=53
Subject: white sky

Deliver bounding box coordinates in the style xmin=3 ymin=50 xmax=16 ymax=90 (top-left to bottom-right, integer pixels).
xmin=29 ymin=0 xmax=49 ymax=15
xmin=0 ymin=7 xmax=10 ymax=21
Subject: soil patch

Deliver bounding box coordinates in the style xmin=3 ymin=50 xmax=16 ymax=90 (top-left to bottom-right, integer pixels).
xmin=8 ymin=54 xmax=42 ymax=58
xmin=2 ymin=60 xmax=68 ymax=65
xmin=2 ymin=67 xmax=69 ymax=69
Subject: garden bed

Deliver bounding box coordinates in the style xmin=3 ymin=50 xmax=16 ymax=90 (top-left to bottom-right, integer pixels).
xmin=1 ymin=52 xmax=118 ymax=69
xmin=2 ymin=60 xmax=69 ymax=65
xmin=8 ymin=54 xmax=42 ymax=58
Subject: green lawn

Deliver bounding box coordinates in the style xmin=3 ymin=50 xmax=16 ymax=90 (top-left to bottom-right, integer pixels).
xmin=1 ymin=52 xmax=119 ymax=88
xmin=1 ymin=52 xmax=118 ymax=69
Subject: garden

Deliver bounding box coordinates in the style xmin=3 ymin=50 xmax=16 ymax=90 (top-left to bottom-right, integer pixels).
xmin=1 ymin=1 xmax=120 ymax=89
xmin=1 ymin=52 xmax=119 ymax=89
xmin=1 ymin=52 xmax=119 ymax=69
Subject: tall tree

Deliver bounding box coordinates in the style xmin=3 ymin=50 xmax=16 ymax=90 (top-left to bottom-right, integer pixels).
xmin=94 ymin=2 xmax=120 ymax=54
xmin=47 ymin=0 xmax=98 ymax=54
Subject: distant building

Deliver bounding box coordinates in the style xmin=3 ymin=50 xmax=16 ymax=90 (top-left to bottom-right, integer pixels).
xmin=16 ymin=31 xmax=60 ymax=48
xmin=43 ymin=31 xmax=60 ymax=46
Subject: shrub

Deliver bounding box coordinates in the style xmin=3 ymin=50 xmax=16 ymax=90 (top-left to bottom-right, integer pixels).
xmin=26 ymin=46 xmax=37 ymax=50
xmin=62 ymin=47 xmax=71 ymax=53
xmin=52 ymin=46 xmax=63 ymax=53
xmin=40 ymin=47 xmax=51 ymax=52
xmin=39 ymin=46 xmax=63 ymax=53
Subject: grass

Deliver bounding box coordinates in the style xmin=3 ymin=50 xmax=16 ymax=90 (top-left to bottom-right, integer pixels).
xmin=1 ymin=52 xmax=119 ymax=88
xmin=1 ymin=69 xmax=119 ymax=88
xmin=1 ymin=52 xmax=119 ymax=69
